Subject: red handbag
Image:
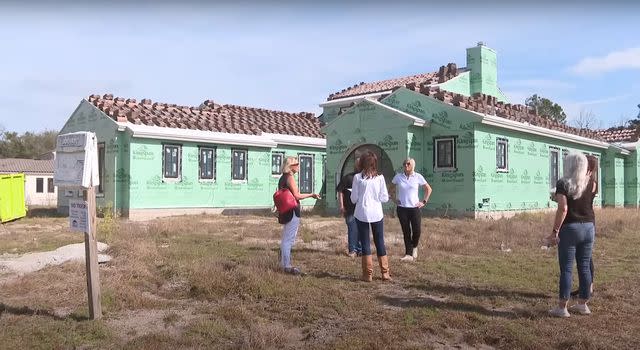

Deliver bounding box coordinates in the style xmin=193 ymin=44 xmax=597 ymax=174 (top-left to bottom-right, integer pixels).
xmin=273 ymin=188 xmax=297 ymax=214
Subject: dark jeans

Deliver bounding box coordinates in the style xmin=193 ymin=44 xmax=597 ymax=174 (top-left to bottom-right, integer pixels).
xmin=345 ymin=214 xmax=362 ymax=254
xmin=558 ymin=222 xmax=595 ymax=300
xmin=356 ymin=218 xmax=386 ymax=256
xmin=396 ymin=206 xmax=422 ymax=255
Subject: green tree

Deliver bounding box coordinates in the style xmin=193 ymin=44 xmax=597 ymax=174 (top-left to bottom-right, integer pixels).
xmin=525 ymin=94 xmax=567 ymax=124
xmin=629 ymin=104 xmax=640 ymax=128
xmin=0 ymin=129 xmax=58 ymax=159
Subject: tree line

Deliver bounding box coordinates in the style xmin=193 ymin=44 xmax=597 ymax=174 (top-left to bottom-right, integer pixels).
xmin=0 ymin=126 xmax=58 ymax=159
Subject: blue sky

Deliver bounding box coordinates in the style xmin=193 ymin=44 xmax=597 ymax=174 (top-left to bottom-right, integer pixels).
xmin=1 ymin=2 xmax=639 ymax=133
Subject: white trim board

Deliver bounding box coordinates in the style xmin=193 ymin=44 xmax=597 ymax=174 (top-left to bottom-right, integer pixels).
xmin=120 ymin=123 xmax=278 ymax=148
xmin=319 ymin=91 xmax=393 ymax=108
xmin=119 ymin=123 xmax=326 ymax=149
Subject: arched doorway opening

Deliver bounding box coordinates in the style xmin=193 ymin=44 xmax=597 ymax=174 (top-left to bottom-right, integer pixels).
xmin=340 ymin=144 xmax=395 ymax=182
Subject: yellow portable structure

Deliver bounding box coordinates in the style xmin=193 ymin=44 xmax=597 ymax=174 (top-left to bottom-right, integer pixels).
xmin=0 ymin=173 xmax=27 ymax=223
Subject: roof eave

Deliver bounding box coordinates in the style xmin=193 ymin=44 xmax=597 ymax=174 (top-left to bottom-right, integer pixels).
xmin=319 ymin=91 xmax=393 ymax=108
xmin=477 ymin=112 xmax=611 ymax=150
xmin=120 ymin=123 xmax=278 ymax=148
xmin=261 ymin=133 xmax=326 ymax=149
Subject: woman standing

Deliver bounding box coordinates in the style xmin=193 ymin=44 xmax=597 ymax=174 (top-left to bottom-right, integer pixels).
xmin=547 ymin=152 xmax=597 ymax=317
xmin=392 ymin=158 xmax=432 ymax=262
xmin=350 ymin=151 xmax=390 ymax=282
xmin=278 ymin=156 xmax=321 ymax=275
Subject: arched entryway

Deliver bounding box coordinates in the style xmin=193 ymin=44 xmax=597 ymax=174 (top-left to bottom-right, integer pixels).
xmin=339 ymin=144 xmax=395 ymax=182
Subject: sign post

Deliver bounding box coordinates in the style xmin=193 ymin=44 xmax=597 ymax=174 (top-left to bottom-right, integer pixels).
xmin=83 ymin=186 xmax=101 ymax=319
xmin=54 ymin=132 xmax=102 ymax=320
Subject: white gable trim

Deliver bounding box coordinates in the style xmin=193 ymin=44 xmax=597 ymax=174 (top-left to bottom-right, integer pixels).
xmin=364 ymin=98 xmax=427 ymax=127
xmin=319 ymin=91 xmax=393 ymax=108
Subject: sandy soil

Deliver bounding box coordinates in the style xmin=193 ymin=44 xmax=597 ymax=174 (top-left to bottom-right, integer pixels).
xmin=0 ymin=242 xmax=111 ymax=275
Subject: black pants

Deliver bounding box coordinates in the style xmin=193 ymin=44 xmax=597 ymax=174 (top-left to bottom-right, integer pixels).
xmin=396 ymin=206 xmax=422 ymax=255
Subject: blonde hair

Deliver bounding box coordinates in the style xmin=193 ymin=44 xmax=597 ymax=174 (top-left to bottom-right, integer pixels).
xmin=281 ymin=156 xmax=298 ymax=174
xmin=403 ymin=158 xmax=415 ymax=173
xmin=561 ymin=152 xmax=589 ymax=199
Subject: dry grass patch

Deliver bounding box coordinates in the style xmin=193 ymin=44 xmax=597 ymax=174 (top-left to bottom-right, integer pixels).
xmin=1 ymin=208 xmax=639 ymax=349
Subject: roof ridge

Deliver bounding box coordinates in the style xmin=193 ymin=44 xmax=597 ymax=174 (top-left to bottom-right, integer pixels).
xmin=85 ymin=93 xmax=323 ymax=138
xmin=327 ymin=62 xmax=459 ymax=101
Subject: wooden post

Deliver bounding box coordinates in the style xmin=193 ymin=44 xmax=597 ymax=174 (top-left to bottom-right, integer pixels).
xmin=83 ymin=186 xmax=102 ymax=320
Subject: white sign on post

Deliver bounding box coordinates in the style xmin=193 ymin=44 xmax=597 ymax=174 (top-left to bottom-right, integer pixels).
xmin=68 ymin=200 xmax=90 ymax=233
xmin=54 ymin=131 xmax=103 ymax=320
xmin=54 ymin=132 xmax=100 ymax=189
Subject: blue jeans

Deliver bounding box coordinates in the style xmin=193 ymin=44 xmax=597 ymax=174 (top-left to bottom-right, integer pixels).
xmin=558 ymin=222 xmax=595 ymax=300
xmin=356 ymin=218 xmax=386 ymax=256
xmin=345 ymin=215 xmax=362 ymax=254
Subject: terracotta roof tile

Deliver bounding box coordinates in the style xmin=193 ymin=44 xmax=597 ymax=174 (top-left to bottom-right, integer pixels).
xmin=595 ymin=126 xmax=640 ymax=143
xmin=422 ymin=88 xmax=605 ymax=142
xmin=0 ymin=158 xmax=54 ymax=174
xmin=88 ymin=94 xmax=324 ymax=138
xmin=327 ymin=63 xmax=461 ymax=101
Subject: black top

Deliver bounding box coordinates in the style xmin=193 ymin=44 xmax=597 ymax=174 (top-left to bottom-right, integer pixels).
xmin=555 ymin=179 xmax=597 ymax=224
xmin=278 ymin=173 xmax=300 ymax=224
xmin=336 ymin=171 xmax=357 ymax=217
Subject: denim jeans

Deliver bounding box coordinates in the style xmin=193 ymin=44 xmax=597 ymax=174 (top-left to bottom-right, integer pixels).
xmin=356 ymin=218 xmax=386 ymax=256
xmin=280 ymin=215 xmax=300 ymax=269
xmin=558 ymin=222 xmax=595 ymax=300
xmin=345 ymin=214 xmax=362 ymax=254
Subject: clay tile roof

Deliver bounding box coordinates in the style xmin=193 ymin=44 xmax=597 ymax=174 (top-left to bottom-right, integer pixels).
xmin=0 ymin=158 xmax=54 ymax=174
xmin=595 ymin=126 xmax=640 ymax=143
xmin=88 ymin=95 xmax=324 ymax=138
xmin=424 ymin=89 xmax=606 ymax=142
xmin=327 ymin=63 xmax=461 ymax=101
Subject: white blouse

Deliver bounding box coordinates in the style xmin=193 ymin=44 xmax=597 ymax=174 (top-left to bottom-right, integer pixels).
xmin=350 ymin=173 xmax=389 ymax=223
xmin=392 ymin=172 xmax=428 ymax=208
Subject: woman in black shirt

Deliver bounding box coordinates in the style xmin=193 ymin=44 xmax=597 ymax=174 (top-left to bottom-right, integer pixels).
xmin=547 ymin=152 xmax=596 ymax=317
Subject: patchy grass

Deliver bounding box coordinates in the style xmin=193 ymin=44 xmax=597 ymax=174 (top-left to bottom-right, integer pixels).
xmin=1 ymin=208 xmax=639 ymax=349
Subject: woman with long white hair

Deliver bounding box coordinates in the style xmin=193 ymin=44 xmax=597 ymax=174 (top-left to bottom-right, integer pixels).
xmin=547 ymin=151 xmax=597 ymax=317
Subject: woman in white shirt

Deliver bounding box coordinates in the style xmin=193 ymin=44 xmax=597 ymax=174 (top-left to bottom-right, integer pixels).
xmin=392 ymin=158 xmax=432 ymax=262
xmin=350 ymin=151 xmax=390 ymax=282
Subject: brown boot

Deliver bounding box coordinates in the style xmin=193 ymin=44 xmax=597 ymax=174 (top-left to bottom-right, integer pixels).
xmin=361 ymin=255 xmax=373 ymax=282
xmin=378 ymin=255 xmax=391 ymax=281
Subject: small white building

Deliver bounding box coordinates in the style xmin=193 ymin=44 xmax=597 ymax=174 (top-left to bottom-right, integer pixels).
xmin=0 ymin=158 xmax=57 ymax=207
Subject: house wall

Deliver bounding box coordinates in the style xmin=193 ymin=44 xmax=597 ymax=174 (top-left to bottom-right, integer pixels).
xmin=382 ymin=88 xmax=480 ymax=216
xmin=323 ymin=100 xmax=415 ymax=212
xmin=56 ymin=100 xmax=120 ymax=214
xmin=436 ymin=71 xmax=471 ymax=97
xmin=623 ymin=150 xmax=640 ymax=207
xmin=125 ymin=138 xmax=325 ymax=211
xmin=601 ymin=150 xmax=626 ymax=207
xmin=473 ymin=124 xmax=603 ymax=217
xmin=24 ymin=174 xmax=57 ymax=207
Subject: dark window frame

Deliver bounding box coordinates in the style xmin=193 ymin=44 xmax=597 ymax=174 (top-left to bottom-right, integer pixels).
xmin=36 ymin=177 xmax=44 ymax=193
xmin=162 ymin=144 xmax=182 ymax=180
xmin=433 ymin=136 xmax=457 ymax=171
xmin=231 ymin=148 xmax=248 ymax=181
xmin=98 ymin=142 xmax=105 ymax=194
xmin=271 ymin=151 xmax=285 ymax=176
xmin=47 ymin=178 xmax=55 ymax=193
xmin=550 ymin=147 xmax=560 ymax=190
xmin=198 ymin=146 xmax=216 ymax=181
xmin=298 ymin=153 xmax=314 ymax=194
xmin=496 ymin=138 xmax=509 ymax=172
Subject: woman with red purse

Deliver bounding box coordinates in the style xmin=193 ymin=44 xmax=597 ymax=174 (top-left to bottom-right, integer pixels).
xmin=278 ymin=156 xmax=321 ymax=275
